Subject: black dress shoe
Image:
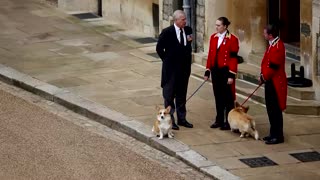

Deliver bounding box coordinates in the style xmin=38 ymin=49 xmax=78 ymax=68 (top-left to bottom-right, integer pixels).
xmin=178 ymin=119 xmax=193 ymax=128
xmin=220 ymin=124 xmax=231 ymax=130
xmin=210 ymin=122 xmax=221 ymax=128
xmin=265 ymin=137 xmax=284 ymax=145
xmin=262 ymin=135 xmax=272 ymax=141
xmin=172 ymin=122 xmax=180 ymax=130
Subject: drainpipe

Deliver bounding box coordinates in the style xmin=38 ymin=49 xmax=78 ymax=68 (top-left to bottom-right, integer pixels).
xmin=183 ymin=0 xmax=196 ymax=51
xmin=183 ymin=0 xmax=191 ymax=26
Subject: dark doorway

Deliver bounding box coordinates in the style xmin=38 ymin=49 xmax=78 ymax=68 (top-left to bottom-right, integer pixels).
xmin=280 ymin=0 xmax=300 ymax=45
xmin=268 ymin=0 xmax=279 ymax=26
xmin=152 ymin=3 xmax=159 ymax=38
xmin=268 ymin=0 xmax=300 ymax=46
xmin=98 ymin=0 xmax=102 ymax=17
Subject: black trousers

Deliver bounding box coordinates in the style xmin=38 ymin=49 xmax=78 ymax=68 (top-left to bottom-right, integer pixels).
xmin=211 ymin=67 xmax=234 ymax=125
xmin=265 ymin=81 xmax=284 ymax=138
xmin=163 ymin=74 xmax=189 ymax=121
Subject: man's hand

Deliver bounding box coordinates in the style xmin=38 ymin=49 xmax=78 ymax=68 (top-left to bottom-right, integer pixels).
xmin=259 ymin=74 xmax=265 ymax=85
xmin=227 ymin=78 xmax=233 ymax=84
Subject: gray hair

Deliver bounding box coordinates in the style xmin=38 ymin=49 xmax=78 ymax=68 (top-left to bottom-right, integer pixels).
xmin=173 ymin=10 xmax=185 ymax=21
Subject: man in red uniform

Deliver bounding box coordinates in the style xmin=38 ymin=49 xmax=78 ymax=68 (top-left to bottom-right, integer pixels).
xmin=260 ymin=24 xmax=287 ymax=144
xmin=204 ymin=17 xmax=239 ymax=130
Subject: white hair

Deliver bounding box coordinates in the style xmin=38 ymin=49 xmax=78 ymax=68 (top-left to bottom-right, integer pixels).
xmin=173 ymin=10 xmax=185 ymax=21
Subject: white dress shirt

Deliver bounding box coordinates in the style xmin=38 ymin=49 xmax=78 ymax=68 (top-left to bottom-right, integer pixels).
xmin=269 ymin=36 xmax=279 ymax=46
xmin=217 ymin=30 xmax=227 ymax=48
xmin=268 ymin=36 xmax=279 ymax=52
xmin=174 ymin=23 xmax=186 ymax=46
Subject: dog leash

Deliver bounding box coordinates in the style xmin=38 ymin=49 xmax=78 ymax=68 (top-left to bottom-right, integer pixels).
xmin=241 ymin=83 xmax=263 ymax=106
xmin=175 ymin=79 xmax=207 ymax=110
xmin=186 ymin=79 xmax=207 ymax=103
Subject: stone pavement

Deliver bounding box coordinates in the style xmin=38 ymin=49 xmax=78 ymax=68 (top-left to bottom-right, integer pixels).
xmin=0 ymin=0 xmax=319 ymax=179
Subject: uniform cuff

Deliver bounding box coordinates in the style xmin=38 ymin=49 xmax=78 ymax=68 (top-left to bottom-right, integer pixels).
xmin=228 ymin=71 xmax=236 ymax=79
xmin=204 ymin=70 xmax=211 ymax=77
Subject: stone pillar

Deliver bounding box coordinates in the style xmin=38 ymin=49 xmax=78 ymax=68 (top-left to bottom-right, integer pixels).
xmin=229 ymin=0 xmax=266 ymax=60
xmin=248 ymin=1 xmax=267 ymax=54
xmin=312 ymin=0 xmax=320 ymax=100
xmin=162 ymin=0 xmax=174 ymax=28
xmin=300 ymin=0 xmax=313 ymax=79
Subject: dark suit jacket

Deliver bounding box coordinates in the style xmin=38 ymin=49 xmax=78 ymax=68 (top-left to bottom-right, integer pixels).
xmin=156 ymin=25 xmax=192 ymax=88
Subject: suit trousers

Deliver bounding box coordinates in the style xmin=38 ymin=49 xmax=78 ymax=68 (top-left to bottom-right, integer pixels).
xmin=265 ymin=80 xmax=284 ymax=138
xmin=163 ymin=74 xmax=189 ymax=121
xmin=211 ymin=67 xmax=234 ymax=124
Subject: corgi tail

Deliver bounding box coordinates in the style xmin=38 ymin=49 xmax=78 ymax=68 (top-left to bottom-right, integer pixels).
xmin=248 ymin=128 xmax=259 ymax=140
xmin=253 ymin=130 xmax=259 ymax=140
xmin=248 ymin=120 xmax=259 ymax=140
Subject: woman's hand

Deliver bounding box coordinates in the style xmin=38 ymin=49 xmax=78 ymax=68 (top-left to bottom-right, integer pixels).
xmin=227 ymin=78 xmax=234 ymax=84
xmin=204 ymin=70 xmax=210 ymax=81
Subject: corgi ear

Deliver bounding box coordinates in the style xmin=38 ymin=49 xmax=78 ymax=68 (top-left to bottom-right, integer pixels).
xmin=243 ymin=105 xmax=249 ymax=113
xmin=235 ymin=101 xmax=240 ymax=107
xmin=166 ymin=106 xmax=171 ymax=113
xmin=156 ymin=105 xmax=161 ymax=111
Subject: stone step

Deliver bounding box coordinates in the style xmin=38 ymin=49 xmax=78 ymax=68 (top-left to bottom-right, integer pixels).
xmin=238 ymin=63 xmax=316 ymax=100
xmin=247 ymin=52 xmax=300 ymax=73
xmin=284 ymin=43 xmax=301 ymax=61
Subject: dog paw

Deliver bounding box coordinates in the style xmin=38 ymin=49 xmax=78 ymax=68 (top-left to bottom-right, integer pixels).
xmin=240 ymin=134 xmax=244 ymax=138
xmin=158 ymin=136 xmax=163 ymax=140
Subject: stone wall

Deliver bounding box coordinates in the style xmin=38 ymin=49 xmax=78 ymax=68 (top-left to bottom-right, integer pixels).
xmin=195 ymin=0 xmax=205 ymax=52
xmin=101 ymin=0 xmax=159 ymax=37
xmin=301 ymin=0 xmax=313 ymax=79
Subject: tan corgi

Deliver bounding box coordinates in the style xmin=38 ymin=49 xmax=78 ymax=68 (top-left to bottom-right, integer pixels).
xmin=228 ymin=102 xmax=259 ymax=140
xmin=152 ymin=106 xmax=174 ymax=139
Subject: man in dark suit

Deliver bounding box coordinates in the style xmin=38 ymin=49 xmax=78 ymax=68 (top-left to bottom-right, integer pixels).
xmin=156 ymin=10 xmax=193 ymax=130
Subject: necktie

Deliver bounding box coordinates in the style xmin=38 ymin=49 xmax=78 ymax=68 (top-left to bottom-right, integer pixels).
xmin=180 ymin=28 xmax=184 ymax=46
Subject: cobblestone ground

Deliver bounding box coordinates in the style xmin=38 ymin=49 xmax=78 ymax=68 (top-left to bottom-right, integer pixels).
xmin=0 ymin=82 xmax=212 ymax=180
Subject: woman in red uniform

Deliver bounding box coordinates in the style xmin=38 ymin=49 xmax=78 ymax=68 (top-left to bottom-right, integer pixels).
xmin=204 ymin=17 xmax=239 ymax=130
xmin=260 ymin=24 xmax=287 ymax=144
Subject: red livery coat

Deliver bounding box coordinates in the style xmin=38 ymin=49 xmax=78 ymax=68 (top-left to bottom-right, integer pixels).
xmin=261 ymin=38 xmax=287 ymax=110
xmin=206 ymin=31 xmax=239 ymax=99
